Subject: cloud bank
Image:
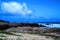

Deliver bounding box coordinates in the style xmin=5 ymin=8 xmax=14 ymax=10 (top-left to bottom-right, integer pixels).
xmin=1 ymin=1 xmax=32 ymax=16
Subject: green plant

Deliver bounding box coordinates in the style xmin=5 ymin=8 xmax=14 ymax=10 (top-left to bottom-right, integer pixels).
xmin=17 ymin=37 xmax=21 ymax=40
xmin=54 ymin=37 xmax=60 ymax=40
xmin=0 ymin=38 xmax=3 ymax=40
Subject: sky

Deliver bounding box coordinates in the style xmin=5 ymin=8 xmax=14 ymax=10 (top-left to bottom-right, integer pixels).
xmin=0 ymin=0 xmax=60 ymax=22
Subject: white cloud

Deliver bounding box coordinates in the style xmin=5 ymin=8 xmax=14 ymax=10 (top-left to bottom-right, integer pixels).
xmin=1 ymin=1 xmax=32 ymax=16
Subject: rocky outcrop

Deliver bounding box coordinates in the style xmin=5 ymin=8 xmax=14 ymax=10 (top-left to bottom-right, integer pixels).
xmin=0 ymin=20 xmax=60 ymax=35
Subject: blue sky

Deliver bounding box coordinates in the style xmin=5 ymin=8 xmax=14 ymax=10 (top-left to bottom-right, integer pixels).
xmin=0 ymin=0 xmax=60 ymax=22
